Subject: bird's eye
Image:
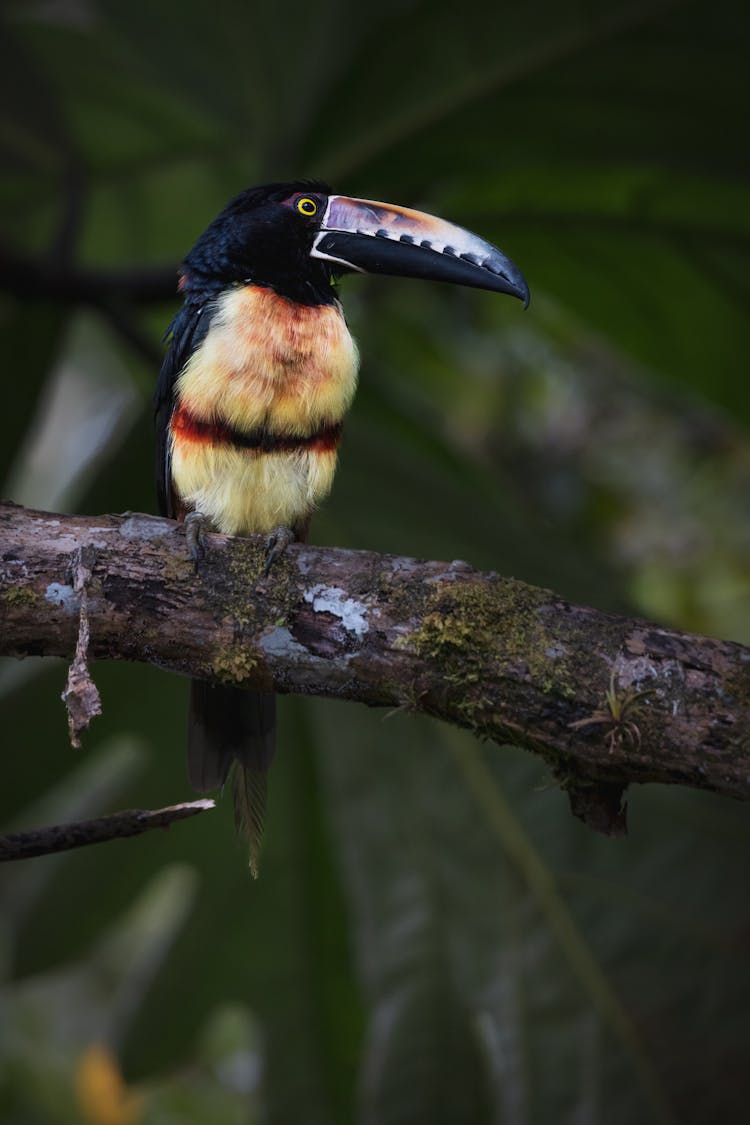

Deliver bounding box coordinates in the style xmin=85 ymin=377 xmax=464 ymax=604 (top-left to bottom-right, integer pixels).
xmin=297 ymin=197 xmax=318 ymax=217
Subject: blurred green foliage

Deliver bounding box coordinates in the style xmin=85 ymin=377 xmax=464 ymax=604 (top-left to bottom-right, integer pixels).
xmin=1 ymin=1 xmax=749 ymax=1122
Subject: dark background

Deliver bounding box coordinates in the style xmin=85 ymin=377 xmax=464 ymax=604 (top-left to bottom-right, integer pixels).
xmin=1 ymin=2 xmax=749 ymax=1122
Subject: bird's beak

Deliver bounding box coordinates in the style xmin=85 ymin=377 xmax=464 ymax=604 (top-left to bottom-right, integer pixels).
xmin=311 ymin=195 xmax=529 ymax=307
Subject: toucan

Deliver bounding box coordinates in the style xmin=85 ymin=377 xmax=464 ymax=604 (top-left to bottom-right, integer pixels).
xmin=155 ymin=180 xmax=529 ymax=873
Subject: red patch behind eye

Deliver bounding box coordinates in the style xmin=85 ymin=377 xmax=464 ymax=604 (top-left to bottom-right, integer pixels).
xmin=279 ymin=191 xmax=325 ymax=212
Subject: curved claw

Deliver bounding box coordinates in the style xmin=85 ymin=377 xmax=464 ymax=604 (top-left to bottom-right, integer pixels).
xmin=264 ymin=525 xmax=295 ymax=576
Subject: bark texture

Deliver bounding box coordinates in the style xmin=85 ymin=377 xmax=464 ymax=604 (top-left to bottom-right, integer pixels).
xmin=2 ymin=503 xmax=749 ymax=827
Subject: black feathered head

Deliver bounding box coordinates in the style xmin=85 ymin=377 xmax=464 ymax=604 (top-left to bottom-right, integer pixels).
xmin=179 ymin=180 xmax=529 ymax=308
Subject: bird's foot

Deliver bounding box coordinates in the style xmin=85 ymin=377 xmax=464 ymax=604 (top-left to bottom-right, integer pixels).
xmin=263 ymin=525 xmax=295 ymax=576
xmin=184 ymin=511 xmax=209 ymax=570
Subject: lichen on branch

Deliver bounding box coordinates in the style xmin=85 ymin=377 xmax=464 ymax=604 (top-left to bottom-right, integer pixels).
xmin=2 ymin=502 xmax=749 ymax=836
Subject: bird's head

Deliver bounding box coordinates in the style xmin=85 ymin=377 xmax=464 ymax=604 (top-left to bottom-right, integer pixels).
xmin=181 ymin=180 xmax=529 ymax=308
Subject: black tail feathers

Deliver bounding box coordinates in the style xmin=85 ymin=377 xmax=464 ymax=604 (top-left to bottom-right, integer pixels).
xmin=188 ymin=681 xmax=276 ymax=876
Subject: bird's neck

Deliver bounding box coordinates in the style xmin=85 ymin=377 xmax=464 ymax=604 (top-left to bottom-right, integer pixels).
xmin=181 ymin=257 xmax=338 ymax=307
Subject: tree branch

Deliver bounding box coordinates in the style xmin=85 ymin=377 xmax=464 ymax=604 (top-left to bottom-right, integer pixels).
xmin=0 ymin=245 xmax=176 ymax=306
xmin=2 ymin=503 xmax=749 ymax=832
xmin=0 ymin=800 xmax=215 ymax=862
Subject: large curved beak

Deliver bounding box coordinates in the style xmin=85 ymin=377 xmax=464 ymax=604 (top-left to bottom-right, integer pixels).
xmin=311 ymin=195 xmax=529 ymax=307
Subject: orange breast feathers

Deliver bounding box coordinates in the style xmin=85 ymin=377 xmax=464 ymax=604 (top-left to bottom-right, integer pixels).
xmin=173 ymin=286 xmax=359 ymax=436
xmin=168 ymin=286 xmax=360 ymax=536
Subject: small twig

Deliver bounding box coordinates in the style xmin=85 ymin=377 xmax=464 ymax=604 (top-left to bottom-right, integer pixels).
xmin=0 ymin=800 xmax=215 ymax=862
xmin=62 ymin=545 xmax=101 ymax=747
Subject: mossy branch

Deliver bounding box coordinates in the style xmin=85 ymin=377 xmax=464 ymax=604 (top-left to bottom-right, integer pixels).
xmin=2 ymin=502 xmax=749 ymax=835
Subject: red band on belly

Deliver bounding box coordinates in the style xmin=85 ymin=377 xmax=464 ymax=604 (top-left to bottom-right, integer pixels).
xmin=171 ymin=404 xmax=343 ymax=454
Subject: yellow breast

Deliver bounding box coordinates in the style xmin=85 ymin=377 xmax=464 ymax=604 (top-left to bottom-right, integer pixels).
xmin=170 ymin=443 xmax=340 ymax=534
xmin=175 ymin=286 xmax=359 ymax=434
xmin=169 ymin=285 xmax=359 ymax=536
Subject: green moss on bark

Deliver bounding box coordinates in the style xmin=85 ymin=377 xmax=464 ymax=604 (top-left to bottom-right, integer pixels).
xmin=400 ymin=575 xmax=580 ymax=699
xmin=3 ymin=585 xmax=39 ymax=607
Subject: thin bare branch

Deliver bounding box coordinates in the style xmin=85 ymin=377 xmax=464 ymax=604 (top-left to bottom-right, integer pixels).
xmin=0 ymin=800 xmax=215 ymax=862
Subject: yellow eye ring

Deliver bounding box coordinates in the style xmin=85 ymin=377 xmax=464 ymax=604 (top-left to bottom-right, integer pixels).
xmin=297 ymin=196 xmax=317 ymax=216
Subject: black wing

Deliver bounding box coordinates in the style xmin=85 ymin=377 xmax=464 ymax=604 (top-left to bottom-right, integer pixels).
xmin=154 ymin=298 xmax=212 ymax=518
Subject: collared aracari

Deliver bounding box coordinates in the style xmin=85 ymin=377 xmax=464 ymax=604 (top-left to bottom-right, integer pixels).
xmin=156 ymin=180 xmax=528 ymax=872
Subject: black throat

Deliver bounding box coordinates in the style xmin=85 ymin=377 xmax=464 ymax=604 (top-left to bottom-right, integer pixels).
xmin=181 ymin=197 xmax=339 ymax=307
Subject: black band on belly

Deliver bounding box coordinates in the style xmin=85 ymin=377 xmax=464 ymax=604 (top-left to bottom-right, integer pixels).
xmin=172 ymin=405 xmax=343 ymax=454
